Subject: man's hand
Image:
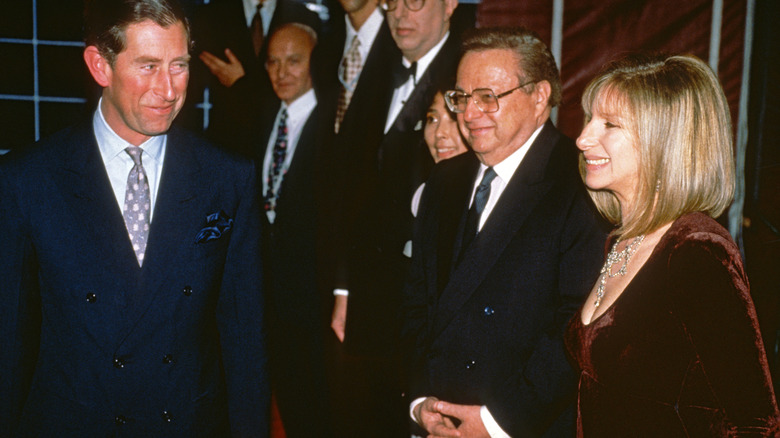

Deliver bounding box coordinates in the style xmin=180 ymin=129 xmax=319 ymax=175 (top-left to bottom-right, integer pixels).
xmin=199 ymin=48 xmax=246 ymax=87
xmin=331 ymin=295 xmax=347 ymax=342
xmin=414 ymin=397 xmax=460 ymax=437
xmin=431 ymin=401 xmax=490 ymax=438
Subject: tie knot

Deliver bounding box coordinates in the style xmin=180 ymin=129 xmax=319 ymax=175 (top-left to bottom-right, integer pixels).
xmin=349 ymin=35 xmax=360 ymax=51
xmin=393 ymin=61 xmax=417 ymax=88
xmin=125 ymin=146 xmax=144 ymax=166
xmin=479 ymin=167 xmax=497 ymax=189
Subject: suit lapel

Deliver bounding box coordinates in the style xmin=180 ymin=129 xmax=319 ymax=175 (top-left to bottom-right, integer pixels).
xmin=58 ymin=121 xmax=142 ymax=279
xmin=432 ymin=123 xmax=563 ymax=338
xmin=132 ymin=129 xmax=201 ymax=319
xmin=387 ymin=34 xmax=459 ymax=134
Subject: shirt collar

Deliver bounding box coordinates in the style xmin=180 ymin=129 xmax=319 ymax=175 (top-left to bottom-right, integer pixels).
xmin=403 ymin=31 xmax=450 ymax=84
xmin=244 ymin=0 xmax=276 ymax=25
xmin=282 ymin=88 xmax=317 ymax=122
xmin=486 ymin=123 xmax=545 ymax=183
xmin=93 ymin=97 xmax=165 ymax=163
xmin=345 ymin=7 xmax=383 ymax=48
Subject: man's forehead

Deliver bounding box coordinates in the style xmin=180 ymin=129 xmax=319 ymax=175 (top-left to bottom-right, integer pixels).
xmin=456 ymin=50 xmax=523 ymax=87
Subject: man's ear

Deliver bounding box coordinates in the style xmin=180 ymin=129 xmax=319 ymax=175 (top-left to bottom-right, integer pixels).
xmin=444 ymin=0 xmax=458 ymax=20
xmin=534 ymin=80 xmax=552 ymax=108
xmin=83 ymin=46 xmax=112 ymax=87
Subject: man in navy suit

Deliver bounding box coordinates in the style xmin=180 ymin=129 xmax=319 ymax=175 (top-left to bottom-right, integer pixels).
xmin=258 ymin=23 xmax=332 ymax=437
xmin=0 ymin=1 xmax=269 ymax=436
xmin=402 ymin=27 xmax=607 ymax=437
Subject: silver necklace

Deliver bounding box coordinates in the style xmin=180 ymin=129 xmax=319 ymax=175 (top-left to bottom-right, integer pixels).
xmin=594 ymin=235 xmax=645 ymax=308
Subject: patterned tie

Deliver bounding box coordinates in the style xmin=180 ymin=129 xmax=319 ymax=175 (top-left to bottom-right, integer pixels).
xmin=264 ymin=108 xmax=289 ymax=214
xmin=251 ymin=2 xmax=264 ymax=57
xmin=459 ymin=167 xmax=498 ymax=262
xmin=123 ymin=146 xmax=151 ymax=266
xmin=335 ymin=35 xmax=362 ymax=133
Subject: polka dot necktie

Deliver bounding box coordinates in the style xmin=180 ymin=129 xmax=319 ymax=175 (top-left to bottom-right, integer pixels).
xmin=123 ymin=146 xmax=151 ymax=266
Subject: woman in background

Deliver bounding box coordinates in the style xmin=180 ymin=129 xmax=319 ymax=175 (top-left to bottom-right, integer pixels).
xmin=410 ymin=87 xmax=469 ymax=219
xmin=565 ymin=53 xmax=780 ymax=436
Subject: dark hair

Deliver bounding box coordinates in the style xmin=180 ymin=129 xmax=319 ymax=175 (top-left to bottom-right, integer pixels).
xmin=84 ymin=0 xmax=191 ymax=65
xmin=461 ymin=26 xmax=561 ymax=108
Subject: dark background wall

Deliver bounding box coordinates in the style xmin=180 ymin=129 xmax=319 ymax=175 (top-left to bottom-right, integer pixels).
xmin=1 ymin=0 xmax=778 ymax=389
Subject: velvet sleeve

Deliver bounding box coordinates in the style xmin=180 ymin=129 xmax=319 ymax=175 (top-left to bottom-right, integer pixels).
xmin=668 ymin=231 xmax=780 ymax=436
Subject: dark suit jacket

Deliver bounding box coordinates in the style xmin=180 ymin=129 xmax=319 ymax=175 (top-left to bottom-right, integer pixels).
xmin=257 ymin=100 xmax=332 ymax=437
xmin=401 ymin=122 xmax=608 ymax=436
xmin=184 ymin=0 xmax=321 ymax=157
xmin=0 ymin=120 xmax=269 ymax=437
xmin=326 ymin=33 xmax=461 ymax=356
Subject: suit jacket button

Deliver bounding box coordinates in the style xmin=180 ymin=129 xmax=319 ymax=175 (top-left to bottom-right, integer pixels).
xmin=114 ymin=415 xmax=127 ymax=425
xmin=465 ymin=360 xmax=476 ymax=370
xmin=161 ymin=411 xmax=173 ymax=422
xmin=163 ymin=354 xmax=174 ymax=364
xmin=182 ymin=286 xmax=193 ymax=296
xmin=86 ymin=293 xmax=97 ymax=303
xmin=113 ymin=357 xmax=125 ymax=368
xmin=483 ymin=306 xmax=495 ymax=316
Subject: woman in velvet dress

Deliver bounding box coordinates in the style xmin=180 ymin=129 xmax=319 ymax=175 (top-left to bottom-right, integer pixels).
xmin=564 ymin=53 xmax=780 ymax=437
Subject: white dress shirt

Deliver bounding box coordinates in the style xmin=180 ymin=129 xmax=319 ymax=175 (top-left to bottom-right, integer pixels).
xmin=410 ymin=124 xmax=545 ymax=438
xmin=384 ymin=32 xmax=450 ymax=133
xmin=243 ymin=0 xmax=276 ymax=34
xmin=93 ymin=98 xmax=166 ymax=222
xmin=342 ymin=6 xmax=384 ymax=72
xmin=262 ymin=88 xmax=317 ymax=223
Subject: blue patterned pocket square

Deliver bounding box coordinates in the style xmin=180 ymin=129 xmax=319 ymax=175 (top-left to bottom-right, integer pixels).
xmin=195 ymin=210 xmax=233 ymax=243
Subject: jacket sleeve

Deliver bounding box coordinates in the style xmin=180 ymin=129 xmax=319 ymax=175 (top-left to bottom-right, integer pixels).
xmin=215 ymin=161 xmax=271 ymax=438
xmin=0 ymin=166 xmax=41 ymax=436
xmin=668 ymin=233 xmax=780 ymax=436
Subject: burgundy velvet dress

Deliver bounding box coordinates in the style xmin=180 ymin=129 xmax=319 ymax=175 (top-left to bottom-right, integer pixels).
xmin=565 ymin=212 xmax=780 ymax=437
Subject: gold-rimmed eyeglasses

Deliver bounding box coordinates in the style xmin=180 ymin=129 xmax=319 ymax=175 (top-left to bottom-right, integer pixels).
xmin=444 ymin=80 xmax=536 ymax=114
xmin=381 ymin=0 xmax=426 ymax=12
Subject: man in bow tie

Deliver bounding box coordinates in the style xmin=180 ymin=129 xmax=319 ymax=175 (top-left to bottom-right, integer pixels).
xmin=0 ymin=0 xmax=269 ymax=436
xmin=322 ymin=0 xmax=462 ymax=435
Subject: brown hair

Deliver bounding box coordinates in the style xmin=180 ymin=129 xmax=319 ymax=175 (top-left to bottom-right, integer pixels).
xmin=461 ymin=26 xmax=561 ymax=108
xmin=84 ymin=0 xmax=191 ymax=66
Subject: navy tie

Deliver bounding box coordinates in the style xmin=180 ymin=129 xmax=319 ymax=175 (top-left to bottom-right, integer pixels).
xmin=459 ymin=167 xmax=497 ymax=262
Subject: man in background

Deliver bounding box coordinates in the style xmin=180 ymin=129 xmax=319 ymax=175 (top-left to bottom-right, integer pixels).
xmin=259 ymin=23 xmax=332 ymax=438
xmin=183 ymin=0 xmax=320 ymax=156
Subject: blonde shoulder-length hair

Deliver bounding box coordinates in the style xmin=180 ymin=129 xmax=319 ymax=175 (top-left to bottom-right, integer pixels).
xmin=579 ymin=53 xmax=735 ymax=238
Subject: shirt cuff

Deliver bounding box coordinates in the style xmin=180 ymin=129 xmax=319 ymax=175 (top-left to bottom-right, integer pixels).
xmin=333 ymin=288 xmax=349 ymax=296
xmin=409 ymin=397 xmax=426 ymax=423
xmin=480 ymin=406 xmax=511 ymax=438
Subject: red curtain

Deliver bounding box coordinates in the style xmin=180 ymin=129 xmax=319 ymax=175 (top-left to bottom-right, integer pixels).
xmin=476 ymin=0 xmax=747 ymax=140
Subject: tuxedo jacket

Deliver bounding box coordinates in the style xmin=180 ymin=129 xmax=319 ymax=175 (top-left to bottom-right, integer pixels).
xmin=326 ymin=33 xmax=461 ymax=356
xmin=401 ymin=122 xmax=608 ymax=436
xmin=185 ymin=0 xmax=321 ymax=157
xmin=0 ymin=120 xmax=269 ymax=437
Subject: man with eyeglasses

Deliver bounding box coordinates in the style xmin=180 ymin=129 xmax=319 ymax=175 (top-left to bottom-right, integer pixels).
xmin=322 ymin=0 xmax=461 ymax=435
xmin=401 ymin=27 xmax=607 ymax=437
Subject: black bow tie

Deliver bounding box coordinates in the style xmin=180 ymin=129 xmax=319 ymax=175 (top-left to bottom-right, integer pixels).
xmin=392 ymin=61 xmax=417 ymax=88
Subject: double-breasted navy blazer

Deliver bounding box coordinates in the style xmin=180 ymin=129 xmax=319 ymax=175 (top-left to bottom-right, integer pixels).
xmin=0 ymin=120 xmax=269 ymax=437
xmin=401 ymin=121 xmax=608 ymax=436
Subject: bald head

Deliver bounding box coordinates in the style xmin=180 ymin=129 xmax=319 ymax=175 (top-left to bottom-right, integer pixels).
xmin=266 ymin=23 xmax=317 ymax=104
